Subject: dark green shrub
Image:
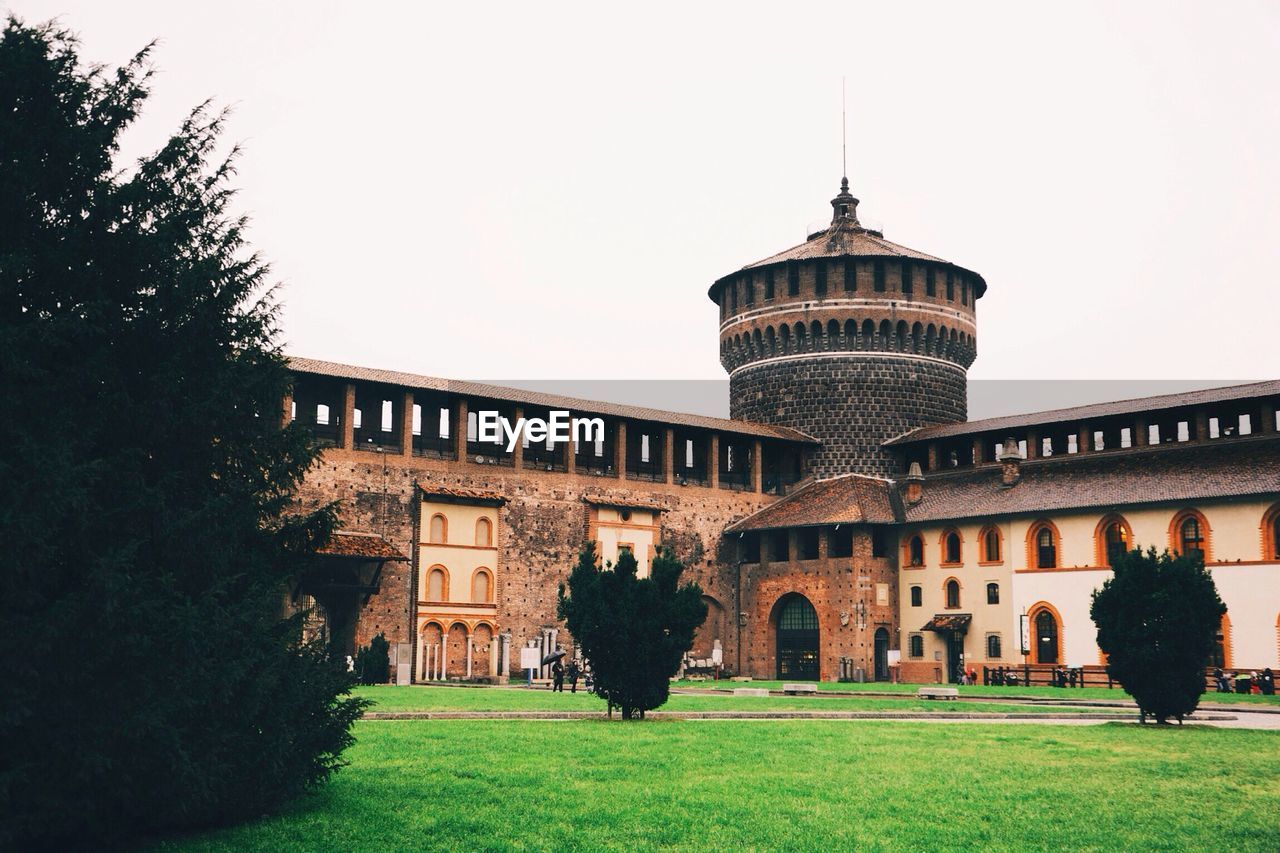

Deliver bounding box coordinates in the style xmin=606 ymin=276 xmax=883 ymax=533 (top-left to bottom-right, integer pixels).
xmin=1091 ymin=547 xmax=1226 ymax=724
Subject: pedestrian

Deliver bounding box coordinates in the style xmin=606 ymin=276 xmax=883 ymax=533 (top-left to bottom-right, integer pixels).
xmin=566 ymin=659 xmax=580 ymax=693
xmin=551 ymin=660 xmax=565 ymax=693
xmin=1214 ymin=668 xmax=1229 ymax=693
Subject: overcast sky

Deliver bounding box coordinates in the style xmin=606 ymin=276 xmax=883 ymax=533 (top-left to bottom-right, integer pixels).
xmin=16 ymin=2 xmax=1280 ymax=388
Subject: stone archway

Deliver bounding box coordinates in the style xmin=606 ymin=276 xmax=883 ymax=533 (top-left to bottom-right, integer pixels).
xmin=691 ymin=595 xmax=725 ymax=663
xmin=472 ymin=624 xmax=494 ymax=678
xmin=446 ymin=622 xmax=469 ymax=679
xmin=772 ymin=593 xmax=820 ymax=681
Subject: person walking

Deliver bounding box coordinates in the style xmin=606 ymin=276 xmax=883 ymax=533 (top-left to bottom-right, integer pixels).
xmin=551 ymin=660 xmax=565 ymax=693
xmin=566 ymin=660 xmax=580 ymax=693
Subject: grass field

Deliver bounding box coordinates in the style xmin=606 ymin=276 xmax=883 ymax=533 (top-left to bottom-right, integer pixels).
xmin=671 ymin=679 xmax=1280 ymax=705
xmin=355 ymin=685 xmax=1130 ymax=715
xmin=154 ymin=719 xmax=1280 ymax=851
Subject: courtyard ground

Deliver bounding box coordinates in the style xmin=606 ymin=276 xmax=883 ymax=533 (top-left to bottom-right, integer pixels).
xmin=153 ymin=718 xmax=1280 ymax=851
xmin=150 ymin=686 xmax=1280 ymax=851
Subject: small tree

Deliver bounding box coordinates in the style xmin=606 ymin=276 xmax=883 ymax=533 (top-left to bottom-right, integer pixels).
xmin=1091 ymin=547 xmax=1225 ymax=724
xmin=356 ymin=633 xmax=391 ymax=684
xmin=558 ymin=543 xmax=706 ymax=719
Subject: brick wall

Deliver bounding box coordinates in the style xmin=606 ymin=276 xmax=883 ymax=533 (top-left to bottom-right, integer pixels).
xmin=295 ymin=447 xmax=775 ymax=677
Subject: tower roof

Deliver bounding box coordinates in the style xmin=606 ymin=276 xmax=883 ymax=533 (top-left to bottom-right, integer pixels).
xmin=710 ymin=178 xmax=987 ymax=299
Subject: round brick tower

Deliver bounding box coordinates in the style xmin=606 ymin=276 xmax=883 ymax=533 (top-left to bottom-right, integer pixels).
xmin=711 ymin=177 xmax=986 ymax=478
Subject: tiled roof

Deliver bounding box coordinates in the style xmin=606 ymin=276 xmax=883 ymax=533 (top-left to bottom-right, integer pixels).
xmin=416 ymin=483 xmax=506 ymax=505
xmin=726 ymin=474 xmax=898 ymax=532
xmin=288 ymin=357 xmax=818 ymax=444
xmin=885 ymin=380 xmax=1280 ymax=446
xmin=902 ymin=435 xmax=1280 ymax=522
xmin=922 ymin=614 xmax=972 ymax=632
xmin=316 ymin=531 xmax=408 ymax=561
xmin=712 ymin=218 xmax=986 ymax=297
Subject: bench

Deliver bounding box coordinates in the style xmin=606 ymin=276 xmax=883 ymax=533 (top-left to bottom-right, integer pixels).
xmin=733 ymin=688 xmax=770 ymax=697
xmin=917 ymin=687 xmax=959 ymax=700
xmin=782 ymin=683 xmax=818 ymax=696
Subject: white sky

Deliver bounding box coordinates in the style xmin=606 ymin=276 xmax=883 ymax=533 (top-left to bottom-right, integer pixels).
xmin=15 ymin=1 xmax=1280 ymax=384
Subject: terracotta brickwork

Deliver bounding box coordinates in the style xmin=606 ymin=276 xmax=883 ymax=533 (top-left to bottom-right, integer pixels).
xmin=739 ymin=528 xmax=898 ymax=680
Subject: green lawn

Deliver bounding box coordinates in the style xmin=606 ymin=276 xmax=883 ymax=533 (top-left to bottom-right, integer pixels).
xmin=672 ymin=679 xmax=1280 ymax=705
xmin=154 ymin=720 xmax=1280 ymax=851
xmin=356 ymin=685 xmax=1129 ymax=715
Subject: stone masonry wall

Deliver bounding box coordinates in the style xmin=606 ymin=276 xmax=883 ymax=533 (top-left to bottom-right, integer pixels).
xmin=731 ymin=355 xmax=967 ymax=478
xmin=294 ymin=447 xmax=776 ymax=677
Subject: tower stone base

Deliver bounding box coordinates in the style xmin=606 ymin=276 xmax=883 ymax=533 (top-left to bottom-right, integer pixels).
xmin=730 ymin=355 xmax=967 ymax=478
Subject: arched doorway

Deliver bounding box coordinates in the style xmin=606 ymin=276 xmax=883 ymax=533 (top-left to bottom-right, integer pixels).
xmin=873 ymin=628 xmax=890 ymax=681
xmin=1034 ymin=610 xmax=1059 ymax=664
xmin=775 ymin=594 xmax=819 ymax=680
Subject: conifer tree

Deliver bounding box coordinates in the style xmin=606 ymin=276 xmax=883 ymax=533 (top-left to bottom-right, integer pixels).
xmin=558 ymin=544 xmax=707 ymax=719
xmin=1090 ymin=547 xmax=1226 ymax=724
xmin=0 ymin=18 xmax=364 ymax=846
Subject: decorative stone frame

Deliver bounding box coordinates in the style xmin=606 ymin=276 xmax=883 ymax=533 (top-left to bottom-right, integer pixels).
xmin=1168 ymin=508 xmax=1212 ymax=563
xmin=1094 ymin=513 xmax=1132 ymax=568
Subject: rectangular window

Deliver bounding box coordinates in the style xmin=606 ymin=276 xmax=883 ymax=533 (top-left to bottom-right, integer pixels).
xmin=770 ymin=530 xmax=789 ymax=562
xmin=926 ymin=267 xmax=936 ymax=297
xmin=874 ymin=260 xmax=886 ymax=293
xmin=901 ymin=262 xmax=913 ymax=296
xmin=742 ymin=534 xmax=760 ymax=563
xmin=743 ymin=274 xmax=754 ymax=305
xmin=798 ymin=528 xmax=819 ymax=560
xmin=871 ymin=528 xmax=887 ymax=558
xmin=641 ymin=434 xmax=650 ymax=463
xmin=815 ymin=263 xmax=827 ymax=295
xmin=946 ymin=272 xmax=954 ymax=301
xmin=829 ymin=526 xmax=854 ymax=558
xmin=843 ymin=260 xmax=855 ymax=292
xmin=764 ymin=269 xmax=775 ymax=300
xmin=960 ymin=280 xmax=968 ymax=305
xmin=787 ymin=264 xmax=799 ymax=296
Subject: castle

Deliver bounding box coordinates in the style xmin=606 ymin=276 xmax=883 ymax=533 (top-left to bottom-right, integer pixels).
xmin=288 ymin=176 xmax=1280 ymax=684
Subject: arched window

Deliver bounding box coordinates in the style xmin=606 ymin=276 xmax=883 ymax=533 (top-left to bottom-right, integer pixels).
xmin=427 ymin=566 xmax=447 ymax=601
xmin=475 ymin=517 xmax=492 ymax=547
xmin=909 ymin=634 xmax=924 ymax=657
xmin=941 ymin=529 xmax=962 ymax=565
xmin=1027 ymin=521 xmax=1059 ymax=569
xmin=945 ymin=579 xmax=960 ymax=609
xmin=1034 ymin=609 xmax=1059 ymax=664
xmin=980 ymin=526 xmax=1001 ymax=563
xmin=1210 ymin=613 xmax=1231 ymax=669
xmin=1170 ymin=510 xmax=1209 ymax=562
xmin=907 ymin=535 xmax=924 ymax=567
xmin=428 ymin=513 xmax=447 ymax=545
xmin=986 ymin=634 xmax=1002 ymax=659
xmin=1263 ymin=504 xmax=1280 ymax=560
xmin=471 ymin=569 xmax=492 ymax=603
xmin=1096 ymin=515 xmax=1131 ymax=567
xmin=910 ymin=586 xmax=922 ymax=607
xmin=986 ymin=582 xmax=999 ymax=605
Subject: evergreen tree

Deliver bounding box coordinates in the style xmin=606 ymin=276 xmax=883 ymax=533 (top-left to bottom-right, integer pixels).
xmin=557 ymin=544 xmax=706 ymax=719
xmin=1090 ymin=547 xmax=1226 ymax=724
xmin=0 ymin=18 xmax=365 ymax=846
